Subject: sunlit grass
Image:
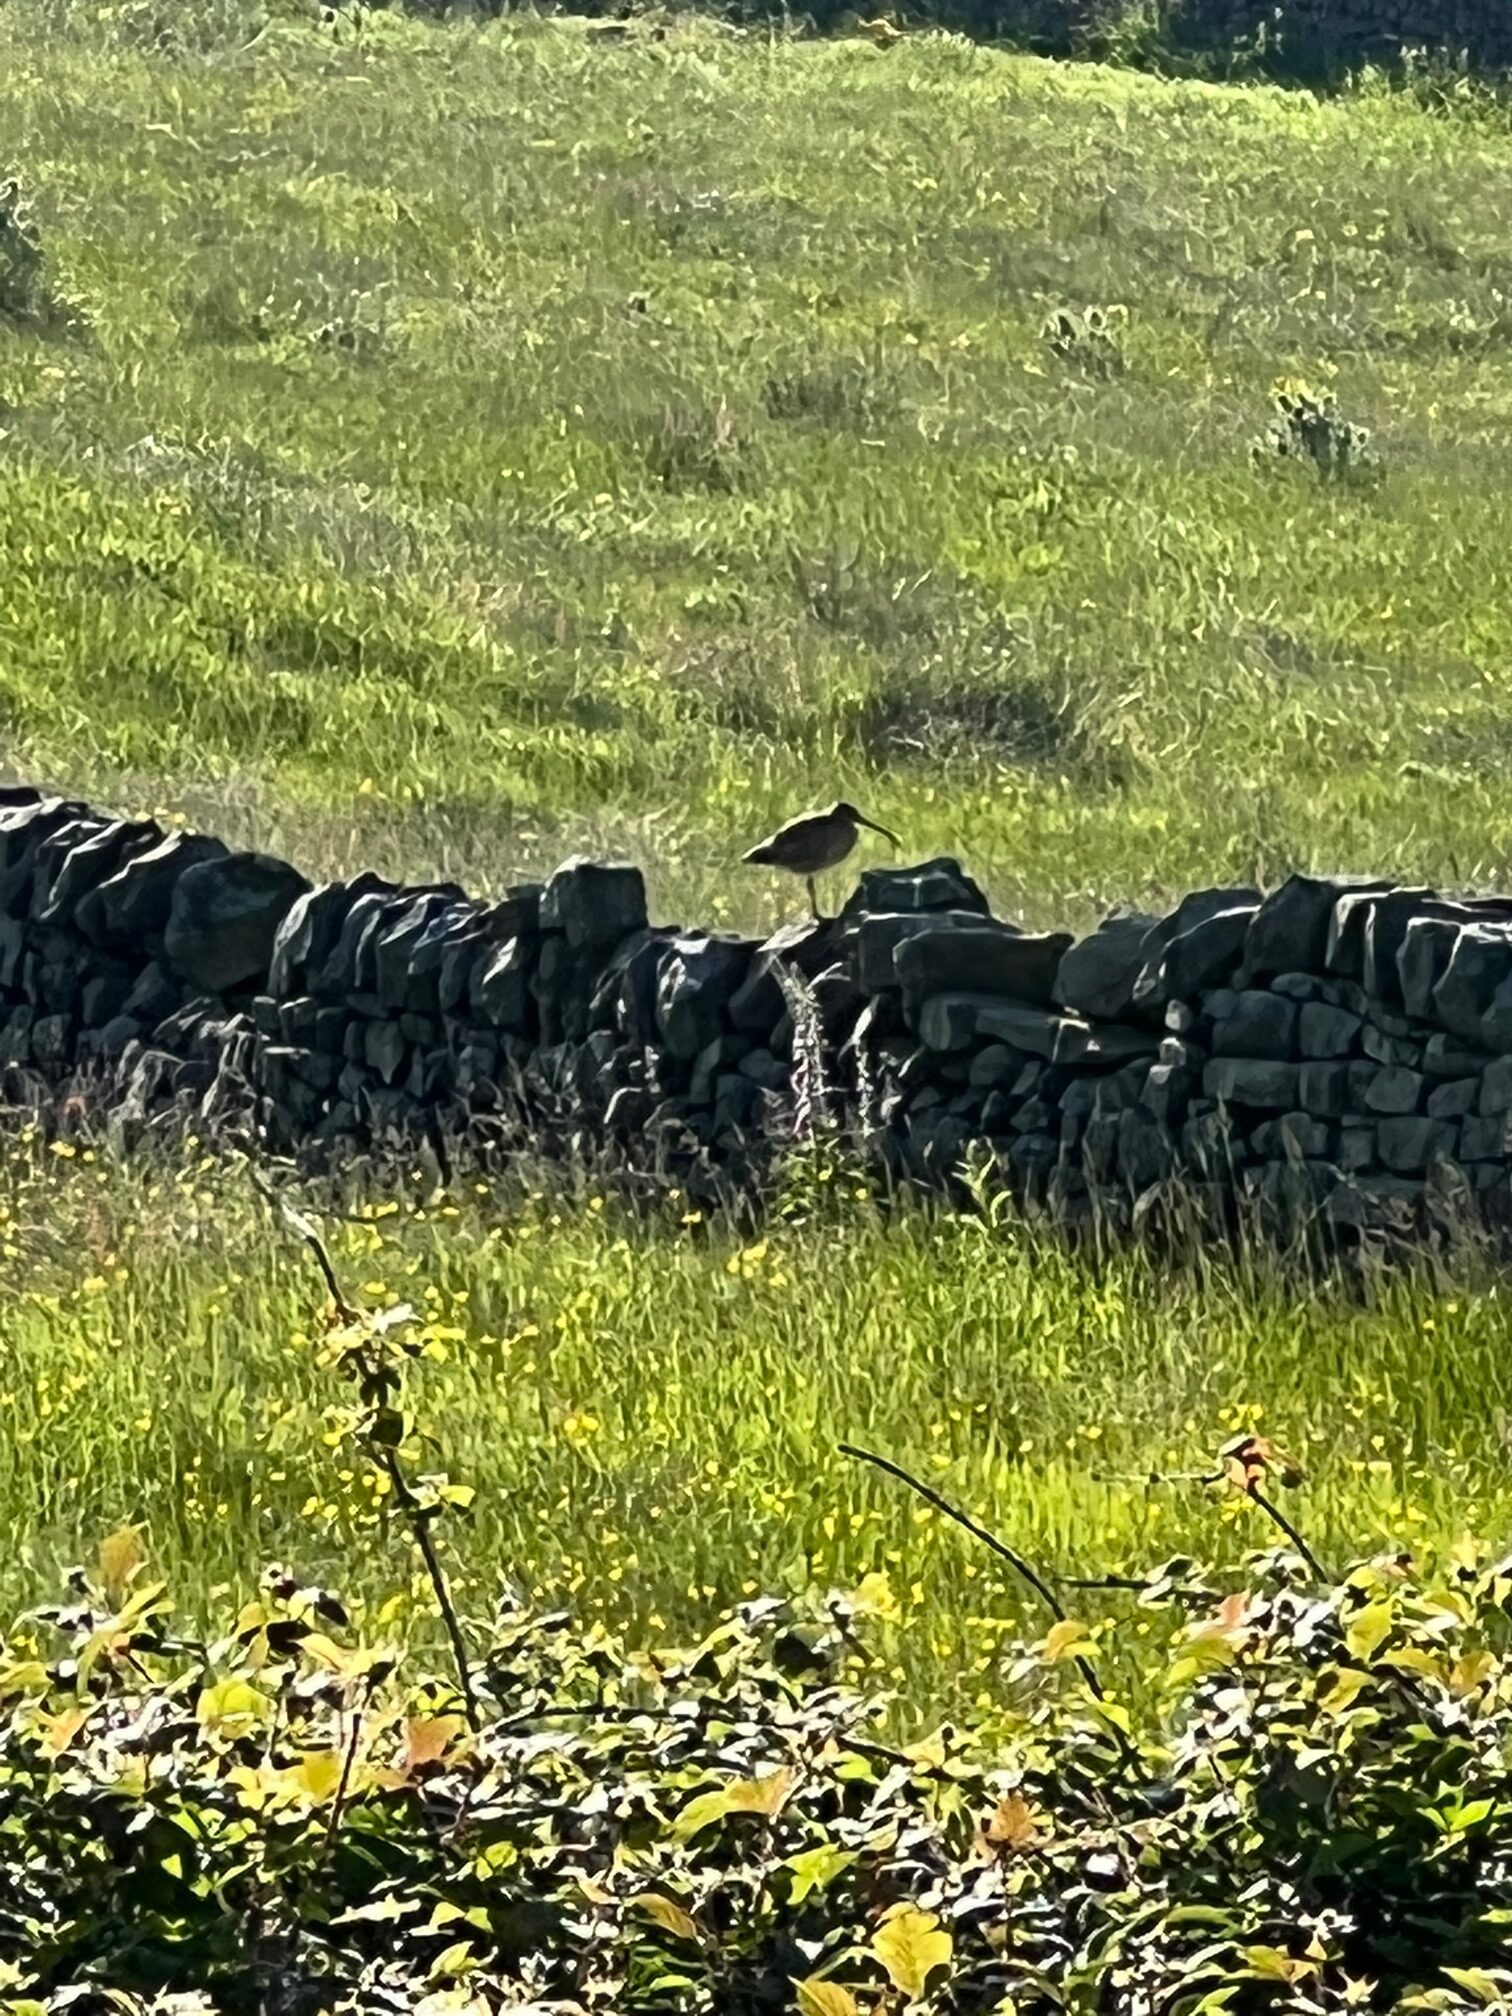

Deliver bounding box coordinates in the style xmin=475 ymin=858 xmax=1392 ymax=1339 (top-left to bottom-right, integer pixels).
xmin=3 ymin=1134 xmax=1512 ymax=1720
xmin=5 ymin=9 xmax=1512 ymax=924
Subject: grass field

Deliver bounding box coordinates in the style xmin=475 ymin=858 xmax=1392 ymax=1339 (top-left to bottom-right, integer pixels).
xmin=4 ymin=1135 xmax=1512 ymax=1718
xmin=8 ymin=3 xmax=1512 ymax=1724
xmin=7 ymin=4 xmax=1512 ymax=929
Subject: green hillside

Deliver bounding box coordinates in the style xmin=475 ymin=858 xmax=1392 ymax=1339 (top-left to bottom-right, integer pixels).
xmin=5 ymin=4 xmax=1512 ymax=931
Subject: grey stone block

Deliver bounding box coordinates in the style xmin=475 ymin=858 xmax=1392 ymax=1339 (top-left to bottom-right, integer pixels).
xmin=1211 ymin=990 xmax=1297 ymax=1060
xmin=844 ymin=856 xmax=991 ymax=918
xmin=1251 ymin=1111 xmax=1329 ymax=1159
xmin=1338 ymin=1124 xmax=1377 ymax=1173
xmin=1202 ymin=1058 xmax=1300 ymax=1109
xmin=968 ymin=1042 xmax=1024 ymax=1088
xmin=1132 ymin=898 xmax=1259 ymax=1013
xmin=1362 ymin=1065 xmax=1424 ymax=1115
xmin=896 ymin=921 xmax=1071 ymax=1009
xmin=164 ymin=852 xmax=311 ymax=994
xmin=1424 ymin=1032 xmax=1492 ymax=1079
xmin=1299 ymin=1061 xmax=1349 ymax=1116
xmin=1482 ymin=1055 xmax=1512 ymax=1115
xmin=656 ymin=935 xmax=751 ymax=1060
xmin=1361 ymin=1025 xmax=1421 ymax=1068
xmin=1299 ymin=1002 xmax=1362 ymax=1059
xmin=1399 ymin=911 xmax=1476 ymax=1022
xmin=1427 ymin=1076 xmax=1480 ymax=1120
xmin=1053 ymin=911 xmax=1157 ymax=1022
xmin=1247 ymin=874 xmax=1388 ymax=980
xmin=539 ymin=857 xmax=647 ymax=950
xmin=1431 ymin=922 xmax=1512 ymax=1042
xmin=1377 ymin=1116 xmax=1456 ymax=1174
xmin=473 ymin=938 xmax=536 ymax=1033
xmin=1461 ymin=1114 xmax=1512 ymax=1160
xmin=917 ymin=993 xmax=1157 ymax=1065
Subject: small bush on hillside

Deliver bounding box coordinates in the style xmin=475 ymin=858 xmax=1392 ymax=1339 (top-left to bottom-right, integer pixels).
xmin=1253 ymin=379 xmax=1377 ymax=482
xmin=0 ymin=180 xmax=48 ymax=323
xmin=1042 ymin=303 xmax=1128 ymax=377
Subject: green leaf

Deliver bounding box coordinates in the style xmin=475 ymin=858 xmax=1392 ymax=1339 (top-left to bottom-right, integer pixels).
xmin=872 ymin=1906 xmax=952 ymax=2000
xmin=786 ymin=1842 xmax=857 ymax=1904
xmin=794 ymin=1979 xmax=861 ymax=2016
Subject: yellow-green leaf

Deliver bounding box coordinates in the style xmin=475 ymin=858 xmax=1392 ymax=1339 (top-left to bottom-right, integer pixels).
xmin=1042 ymin=1618 xmax=1094 ymax=1663
xmin=786 ymin=1843 xmax=857 ymax=1904
xmin=672 ymin=1789 xmax=734 ymax=1839
xmin=1318 ymin=1667 xmax=1371 ymax=1716
xmin=197 ymin=1677 xmax=274 ymax=1738
xmin=97 ymin=1525 xmax=145 ymax=1603
xmin=727 ymin=1766 xmax=795 ymax=1819
xmin=1442 ymin=1967 xmax=1509 ymax=2006
xmin=290 ymin=1748 xmax=344 ymax=1803
xmin=872 ymin=1906 xmax=952 ymax=2000
xmin=1343 ymin=1600 xmax=1393 ymax=1663
xmin=633 ymin=1893 xmax=700 ymax=1942
xmin=794 ymin=1977 xmax=861 ymax=2016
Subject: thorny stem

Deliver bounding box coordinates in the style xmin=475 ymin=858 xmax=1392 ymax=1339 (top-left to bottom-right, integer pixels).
xmin=251 ymin=1171 xmax=481 ymax=1732
xmin=838 ymin=1440 xmax=1109 ymax=1706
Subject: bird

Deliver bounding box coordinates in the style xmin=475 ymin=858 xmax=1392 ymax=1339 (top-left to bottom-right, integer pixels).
xmin=742 ymin=801 xmax=901 ymax=921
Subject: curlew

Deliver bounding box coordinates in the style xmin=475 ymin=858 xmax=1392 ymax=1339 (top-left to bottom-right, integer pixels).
xmin=742 ymin=800 xmax=901 ymax=920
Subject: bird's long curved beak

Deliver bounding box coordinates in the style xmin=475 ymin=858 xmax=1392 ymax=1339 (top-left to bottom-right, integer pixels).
xmin=859 ymin=815 xmax=901 ymax=848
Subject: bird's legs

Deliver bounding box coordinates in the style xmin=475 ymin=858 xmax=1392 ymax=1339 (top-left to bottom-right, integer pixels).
xmin=806 ymin=874 xmax=823 ymax=922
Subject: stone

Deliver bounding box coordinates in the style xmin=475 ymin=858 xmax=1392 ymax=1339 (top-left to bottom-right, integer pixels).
xmin=843 ymin=856 xmax=991 ymax=919
xmin=373 ymin=893 xmax=468 ymax=1015
xmin=1337 ymin=1125 xmax=1377 ymax=1173
xmin=122 ymin=961 xmax=184 ymax=1026
xmin=318 ymin=889 xmax=406 ymax=996
xmin=1246 ymin=874 xmax=1388 ymax=981
xmin=31 ymin=1011 xmax=72 ymax=1064
xmin=269 ymin=873 xmax=390 ymax=995
xmin=728 ymin=921 xmax=839 ymax=1034
xmin=656 ymin=935 xmax=751 ymax=1060
xmin=1429 ymin=922 xmax=1512 ymax=1042
xmin=77 ymin=831 xmax=231 ymax=951
xmin=1362 ymin=1066 xmax=1423 ymax=1115
xmin=1211 ymin=990 xmax=1297 ymax=1060
xmin=1251 ymin=1111 xmax=1329 ymax=1159
xmin=164 ymin=852 xmax=311 ymax=994
xmin=1461 ymin=1114 xmax=1512 ymax=1160
xmin=1132 ymin=901 xmax=1258 ymax=1013
xmin=1052 ymin=911 xmax=1158 ymax=1022
xmin=539 ymin=857 xmax=647 ymax=950
xmin=1202 ymin=1058 xmax=1300 ymax=1109
xmin=737 ymin=1047 xmax=788 ymax=1091
xmin=1360 ymin=1025 xmax=1420 ymax=1068
xmin=897 ymin=921 xmax=1072 ymax=1013
xmin=1427 ymin=1076 xmax=1479 ymax=1120
xmin=1325 ymin=1175 xmax=1426 ymax=1232
xmin=1142 ymin=1059 xmax=1195 ymax=1126
xmin=916 ymin=993 xmax=1156 ymax=1065
xmin=1298 ymin=1002 xmax=1362 ymax=1059
xmin=851 ymin=909 xmax=987 ymax=993
xmin=472 ymin=938 xmax=536 ymax=1033
xmin=968 ymin=1042 xmax=1024 ymax=1089
xmin=1298 ymin=1062 xmax=1350 ymax=1117
xmin=35 ymin=819 xmax=162 ymax=928
xmin=1118 ymin=1107 xmax=1175 ymax=1187
xmin=1377 ymin=1116 xmax=1456 ymax=1175
xmin=1481 ymin=1055 xmax=1512 ymax=1116
xmin=1269 ymin=972 xmax=1327 ymax=1002
xmin=80 ymin=972 xmax=133 ymax=1027
xmin=1397 ymin=910 xmax=1477 ymax=1023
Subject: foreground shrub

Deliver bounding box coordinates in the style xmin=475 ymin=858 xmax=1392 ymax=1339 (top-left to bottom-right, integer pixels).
xmin=4 ymin=1535 xmax=1512 ymax=2012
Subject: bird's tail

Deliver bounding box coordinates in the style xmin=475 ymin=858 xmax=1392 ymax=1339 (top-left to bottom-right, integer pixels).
xmin=742 ymin=843 xmax=777 ymax=865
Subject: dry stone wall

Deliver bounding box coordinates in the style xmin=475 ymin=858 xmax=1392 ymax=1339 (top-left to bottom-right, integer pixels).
xmin=9 ymin=781 xmax=1512 ymax=1238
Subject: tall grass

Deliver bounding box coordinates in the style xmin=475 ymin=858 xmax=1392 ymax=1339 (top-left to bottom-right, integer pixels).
xmin=4 ymin=8 xmax=1512 ymax=924
xmin=4 ymin=1133 xmax=1511 ymax=1719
